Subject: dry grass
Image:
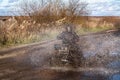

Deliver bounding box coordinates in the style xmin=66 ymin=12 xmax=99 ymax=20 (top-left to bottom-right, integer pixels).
xmin=0 ymin=18 xmax=61 ymax=49
xmin=0 ymin=16 xmax=115 ymax=49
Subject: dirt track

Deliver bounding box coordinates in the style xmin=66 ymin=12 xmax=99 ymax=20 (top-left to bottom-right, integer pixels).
xmin=0 ymin=39 xmax=59 ymax=80
xmin=0 ymin=30 xmax=120 ymax=80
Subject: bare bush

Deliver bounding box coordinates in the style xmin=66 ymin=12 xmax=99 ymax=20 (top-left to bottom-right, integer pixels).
xmin=66 ymin=0 xmax=88 ymax=22
xmin=114 ymin=22 xmax=120 ymax=29
xmin=0 ymin=17 xmax=61 ymax=47
xmin=18 ymin=0 xmax=88 ymax=24
xmin=0 ymin=0 xmax=89 ymax=47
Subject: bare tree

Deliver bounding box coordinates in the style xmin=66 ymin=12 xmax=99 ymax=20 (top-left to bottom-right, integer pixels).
xmin=18 ymin=0 xmax=88 ymax=24
xmin=66 ymin=0 xmax=88 ymax=22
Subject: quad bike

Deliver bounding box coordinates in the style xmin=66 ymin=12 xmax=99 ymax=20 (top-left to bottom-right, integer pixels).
xmin=50 ymin=43 xmax=82 ymax=67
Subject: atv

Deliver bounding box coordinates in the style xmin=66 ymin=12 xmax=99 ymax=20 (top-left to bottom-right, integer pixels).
xmin=50 ymin=43 xmax=81 ymax=67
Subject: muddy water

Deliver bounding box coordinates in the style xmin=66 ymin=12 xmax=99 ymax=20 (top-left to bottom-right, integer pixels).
xmin=0 ymin=31 xmax=120 ymax=80
xmin=0 ymin=57 xmax=119 ymax=80
xmin=38 ymin=70 xmax=120 ymax=80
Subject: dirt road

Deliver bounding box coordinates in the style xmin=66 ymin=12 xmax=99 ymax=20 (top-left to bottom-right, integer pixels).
xmin=0 ymin=30 xmax=120 ymax=80
xmin=0 ymin=39 xmax=59 ymax=80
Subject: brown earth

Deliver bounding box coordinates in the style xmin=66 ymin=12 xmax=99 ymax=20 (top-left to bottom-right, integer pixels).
xmin=0 ymin=30 xmax=120 ymax=80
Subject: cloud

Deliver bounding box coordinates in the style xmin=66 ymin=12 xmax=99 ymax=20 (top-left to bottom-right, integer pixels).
xmin=83 ymin=0 xmax=114 ymax=3
xmin=87 ymin=0 xmax=120 ymax=16
xmin=0 ymin=0 xmax=22 ymax=15
xmin=0 ymin=0 xmax=120 ymax=16
xmin=0 ymin=0 xmax=9 ymax=6
xmin=8 ymin=0 xmax=18 ymax=3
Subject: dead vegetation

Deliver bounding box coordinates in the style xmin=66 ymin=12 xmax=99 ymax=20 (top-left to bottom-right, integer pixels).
xmin=0 ymin=16 xmax=116 ymax=48
xmin=0 ymin=0 xmax=89 ymax=48
xmin=18 ymin=0 xmax=88 ymax=23
xmin=0 ymin=17 xmax=60 ymax=48
xmin=0 ymin=0 xmax=119 ymax=48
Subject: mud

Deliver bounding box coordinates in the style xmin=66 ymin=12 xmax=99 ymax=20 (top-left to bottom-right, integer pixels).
xmin=0 ymin=30 xmax=120 ymax=80
xmin=0 ymin=57 xmax=119 ymax=80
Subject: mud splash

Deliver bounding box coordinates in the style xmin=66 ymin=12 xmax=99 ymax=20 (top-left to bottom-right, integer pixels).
xmin=1 ymin=31 xmax=120 ymax=80
xmin=20 ymin=31 xmax=120 ymax=80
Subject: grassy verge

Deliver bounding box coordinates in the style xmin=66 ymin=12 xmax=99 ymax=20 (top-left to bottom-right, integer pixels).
xmin=0 ymin=28 xmax=60 ymax=49
xmin=0 ymin=24 xmax=114 ymax=49
xmin=76 ymin=26 xmax=114 ymax=35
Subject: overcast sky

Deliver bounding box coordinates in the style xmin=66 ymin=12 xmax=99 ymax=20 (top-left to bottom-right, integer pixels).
xmin=0 ymin=0 xmax=120 ymax=16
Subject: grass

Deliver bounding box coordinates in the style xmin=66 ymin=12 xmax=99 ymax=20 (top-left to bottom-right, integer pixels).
xmin=0 ymin=28 xmax=60 ymax=49
xmin=0 ymin=18 xmax=114 ymax=49
xmin=76 ymin=26 xmax=114 ymax=35
xmin=0 ymin=26 xmax=114 ymax=49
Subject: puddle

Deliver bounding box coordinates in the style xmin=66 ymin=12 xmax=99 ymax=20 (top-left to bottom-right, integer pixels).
xmin=37 ymin=68 xmax=120 ymax=80
xmin=39 ymin=59 xmax=120 ymax=80
xmin=109 ymin=73 xmax=120 ymax=80
xmin=107 ymin=60 xmax=120 ymax=69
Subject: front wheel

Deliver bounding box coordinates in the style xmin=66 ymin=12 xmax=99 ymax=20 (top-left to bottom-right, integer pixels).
xmin=67 ymin=50 xmax=83 ymax=68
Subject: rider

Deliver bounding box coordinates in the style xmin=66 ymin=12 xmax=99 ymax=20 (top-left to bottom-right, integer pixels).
xmin=57 ymin=23 xmax=79 ymax=46
xmin=57 ymin=23 xmax=82 ymax=67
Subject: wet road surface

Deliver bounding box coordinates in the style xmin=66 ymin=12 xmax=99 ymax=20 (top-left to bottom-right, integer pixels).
xmin=0 ymin=56 xmax=120 ymax=80
xmin=0 ymin=31 xmax=120 ymax=80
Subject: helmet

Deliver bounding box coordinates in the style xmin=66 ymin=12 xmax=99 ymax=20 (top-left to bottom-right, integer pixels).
xmin=64 ymin=23 xmax=74 ymax=32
